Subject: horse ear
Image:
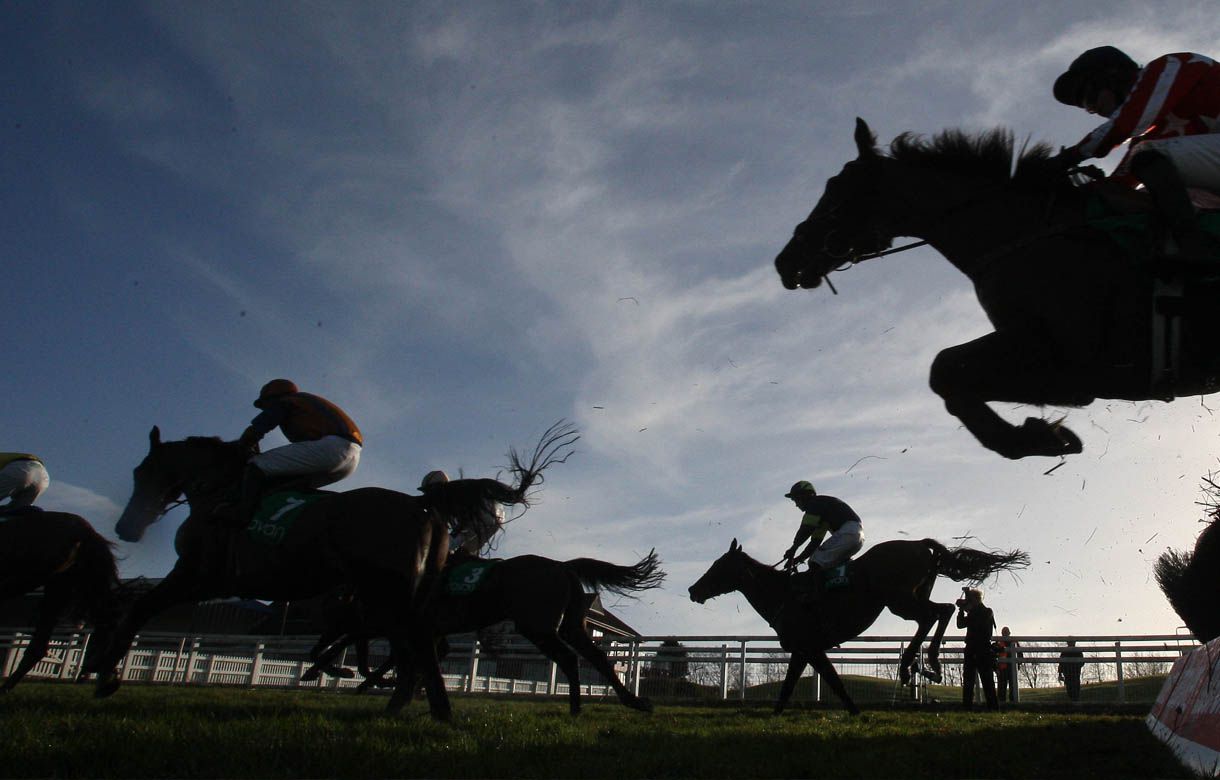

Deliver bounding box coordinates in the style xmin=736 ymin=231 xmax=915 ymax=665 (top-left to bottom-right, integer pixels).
xmin=149 ymin=426 xmax=161 ymax=448
xmin=730 ymin=538 xmax=740 ymax=552
xmin=854 ymin=117 xmax=878 ymax=159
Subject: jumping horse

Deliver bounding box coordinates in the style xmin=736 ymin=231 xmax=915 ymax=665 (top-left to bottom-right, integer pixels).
xmin=689 ymin=537 xmax=1028 ymax=714
xmin=0 ymin=511 xmax=121 ymax=691
xmin=775 ymin=118 xmax=1220 ymax=459
xmin=304 ymin=550 xmax=665 ymax=715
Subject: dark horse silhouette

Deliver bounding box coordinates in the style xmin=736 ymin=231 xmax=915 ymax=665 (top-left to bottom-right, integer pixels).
xmin=0 ymin=511 xmax=121 ymax=692
xmin=688 ymin=538 xmax=1028 ymax=714
xmin=774 ymin=118 xmax=1220 ymax=459
xmin=1156 ymin=474 xmax=1220 ymax=642
xmin=82 ymin=425 xmax=569 ymax=719
xmin=303 ymin=550 xmax=665 ymax=716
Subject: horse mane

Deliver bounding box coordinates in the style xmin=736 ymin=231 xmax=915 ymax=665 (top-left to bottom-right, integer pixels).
xmin=884 ymin=128 xmax=1062 ymax=191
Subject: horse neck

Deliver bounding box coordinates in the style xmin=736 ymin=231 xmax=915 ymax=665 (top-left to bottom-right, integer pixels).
xmin=173 ymin=440 xmax=242 ymax=511
xmin=885 ymin=166 xmax=1060 ymax=277
xmin=731 ymin=556 xmax=789 ymax=625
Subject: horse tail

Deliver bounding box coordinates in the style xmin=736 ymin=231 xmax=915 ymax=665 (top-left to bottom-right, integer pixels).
xmin=563 ymin=549 xmax=665 ymax=598
xmin=68 ymin=518 xmax=121 ymax=624
xmin=504 ymin=419 xmax=580 ymax=504
xmin=1155 ymin=519 xmax=1220 ymax=642
xmin=924 ymin=538 xmax=1030 ymax=585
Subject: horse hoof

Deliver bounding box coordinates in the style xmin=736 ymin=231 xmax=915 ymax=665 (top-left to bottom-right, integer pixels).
xmin=1015 ymin=417 xmax=1083 ymax=458
xmin=95 ymin=678 xmax=120 ymax=699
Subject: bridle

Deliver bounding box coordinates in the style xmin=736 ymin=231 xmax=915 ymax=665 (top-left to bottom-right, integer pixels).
xmin=794 ymin=162 xmax=1070 ymax=292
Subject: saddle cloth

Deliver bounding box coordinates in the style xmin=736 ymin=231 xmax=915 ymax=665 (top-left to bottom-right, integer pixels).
xmin=248 ymin=492 xmax=326 ymax=545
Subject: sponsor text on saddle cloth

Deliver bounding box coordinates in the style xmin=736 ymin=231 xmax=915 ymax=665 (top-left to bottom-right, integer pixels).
xmin=443 ymin=559 xmax=498 ymax=595
xmin=823 ymin=563 xmax=852 ymax=591
xmin=248 ymin=492 xmax=327 ymax=544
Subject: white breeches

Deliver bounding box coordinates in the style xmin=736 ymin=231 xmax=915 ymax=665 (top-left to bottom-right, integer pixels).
xmin=0 ymin=460 xmax=50 ymax=506
xmin=1137 ymin=134 xmax=1220 ymax=192
xmin=810 ymin=522 xmax=864 ymax=569
xmin=250 ymin=435 xmax=361 ymax=488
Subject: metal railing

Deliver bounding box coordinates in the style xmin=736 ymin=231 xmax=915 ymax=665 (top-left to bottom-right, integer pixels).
xmin=0 ymin=629 xmax=1197 ymax=705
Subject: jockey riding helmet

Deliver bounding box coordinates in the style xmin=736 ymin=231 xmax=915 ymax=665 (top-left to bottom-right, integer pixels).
xmin=1053 ymin=46 xmax=1139 ymax=108
xmin=254 ymin=378 xmax=299 ymax=408
xmin=419 ymin=470 xmax=450 ymax=491
xmin=784 ymin=480 xmax=817 ymax=499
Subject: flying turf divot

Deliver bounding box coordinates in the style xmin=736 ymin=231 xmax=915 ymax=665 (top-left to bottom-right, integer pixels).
xmin=1146 ymin=635 xmax=1220 ymax=777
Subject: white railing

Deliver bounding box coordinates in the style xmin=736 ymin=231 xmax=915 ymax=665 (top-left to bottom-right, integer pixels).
xmin=0 ymin=629 xmax=1198 ymax=705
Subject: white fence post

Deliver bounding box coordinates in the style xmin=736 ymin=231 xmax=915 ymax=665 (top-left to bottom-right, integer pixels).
xmin=718 ymin=644 xmax=729 ymax=700
xmin=249 ymin=642 xmax=265 ymax=687
xmin=58 ymin=634 xmax=78 ymax=680
xmin=184 ymin=638 xmax=200 ymax=685
xmin=466 ymin=641 xmax=479 ymax=693
xmin=119 ymin=637 xmax=138 ymax=681
xmin=738 ymin=640 xmax=748 ymax=703
xmin=2 ymin=633 xmax=20 ymax=678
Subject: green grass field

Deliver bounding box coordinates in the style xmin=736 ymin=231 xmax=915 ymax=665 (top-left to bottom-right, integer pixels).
xmin=0 ymin=681 xmax=1190 ymax=779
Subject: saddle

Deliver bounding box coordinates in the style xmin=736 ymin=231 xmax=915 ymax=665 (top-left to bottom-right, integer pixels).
xmin=1082 ymin=186 xmax=1220 ymax=394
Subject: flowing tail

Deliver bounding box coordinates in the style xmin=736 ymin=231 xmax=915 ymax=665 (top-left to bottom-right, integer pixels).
xmin=1155 ymin=520 xmax=1220 ymax=642
xmin=65 ymin=517 xmax=121 ymax=624
xmin=924 ymin=539 xmax=1029 ymax=585
xmin=418 ymin=420 xmax=580 ymax=551
xmin=564 ymin=549 xmax=666 ymax=598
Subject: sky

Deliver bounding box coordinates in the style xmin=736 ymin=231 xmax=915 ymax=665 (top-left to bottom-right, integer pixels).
xmin=6 ymin=0 xmax=1220 ymax=642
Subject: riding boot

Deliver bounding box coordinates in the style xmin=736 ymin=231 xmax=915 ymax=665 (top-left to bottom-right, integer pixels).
xmin=218 ymin=465 xmax=267 ymax=528
xmin=795 ymin=566 xmax=826 ymax=606
xmin=1130 ymin=149 xmax=1218 ymax=263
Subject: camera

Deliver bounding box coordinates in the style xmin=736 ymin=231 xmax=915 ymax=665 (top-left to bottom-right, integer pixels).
xmin=955 ymin=597 xmax=967 ymax=608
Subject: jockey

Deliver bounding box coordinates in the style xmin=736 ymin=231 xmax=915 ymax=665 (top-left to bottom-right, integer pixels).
xmin=0 ymin=453 xmax=50 ymax=514
xmin=1051 ymin=46 xmax=1220 ymax=258
xmin=419 ymin=469 xmax=505 ymax=556
xmin=221 ymin=379 xmax=363 ymax=527
xmin=781 ymin=480 xmax=864 ymax=601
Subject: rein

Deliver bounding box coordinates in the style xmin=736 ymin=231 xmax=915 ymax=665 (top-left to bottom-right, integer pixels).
xmin=815 ymin=171 xmax=1075 ymax=289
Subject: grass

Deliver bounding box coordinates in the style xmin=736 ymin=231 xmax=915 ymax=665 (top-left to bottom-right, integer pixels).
xmin=0 ymin=681 xmax=1191 ymax=779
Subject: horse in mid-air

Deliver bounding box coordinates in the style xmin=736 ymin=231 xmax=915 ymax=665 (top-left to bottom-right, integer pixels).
xmin=775 ymin=118 xmax=1220 ymax=459
xmin=304 ymin=550 xmax=665 ymax=716
xmin=689 ymin=537 xmax=1028 ymax=714
xmin=0 ymin=511 xmax=121 ymax=692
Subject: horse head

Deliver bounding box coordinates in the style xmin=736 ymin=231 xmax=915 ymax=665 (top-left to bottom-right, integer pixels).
xmin=115 ymin=427 xmax=243 ymax=542
xmin=688 ymin=538 xmax=751 ymax=604
xmin=775 ymin=118 xmax=898 ymax=290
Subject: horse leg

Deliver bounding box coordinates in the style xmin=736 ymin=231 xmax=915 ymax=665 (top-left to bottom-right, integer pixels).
xmin=775 ymin=654 xmax=809 ymax=714
xmin=383 ymin=612 xmax=449 ymax=720
xmin=356 ymin=637 xmax=399 ymax=692
xmin=930 ymin=332 xmax=1091 ymax=459
xmin=558 ymin=619 xmax=652 ymax=714
xmin=808 ymin=648 xmax=859 ymax=715
xmin=83 ymin=566 xmax=198 ymax=698
xmin=301 ymin=630 xmax=355 ymax=682
xmin=888 ymin=597 xmax=952 ymax=684
xmin=921 ymin=602 xmax=956 ymax=682
xmin=519 ymin=624 xmax=586 ymax=716
xmin=1 ymin=580 xmax=69 ymax=692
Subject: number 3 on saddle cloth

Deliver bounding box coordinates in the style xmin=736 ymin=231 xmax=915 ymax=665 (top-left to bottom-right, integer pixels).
xmin=441 ymin=559 xmax=499 ymax=596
